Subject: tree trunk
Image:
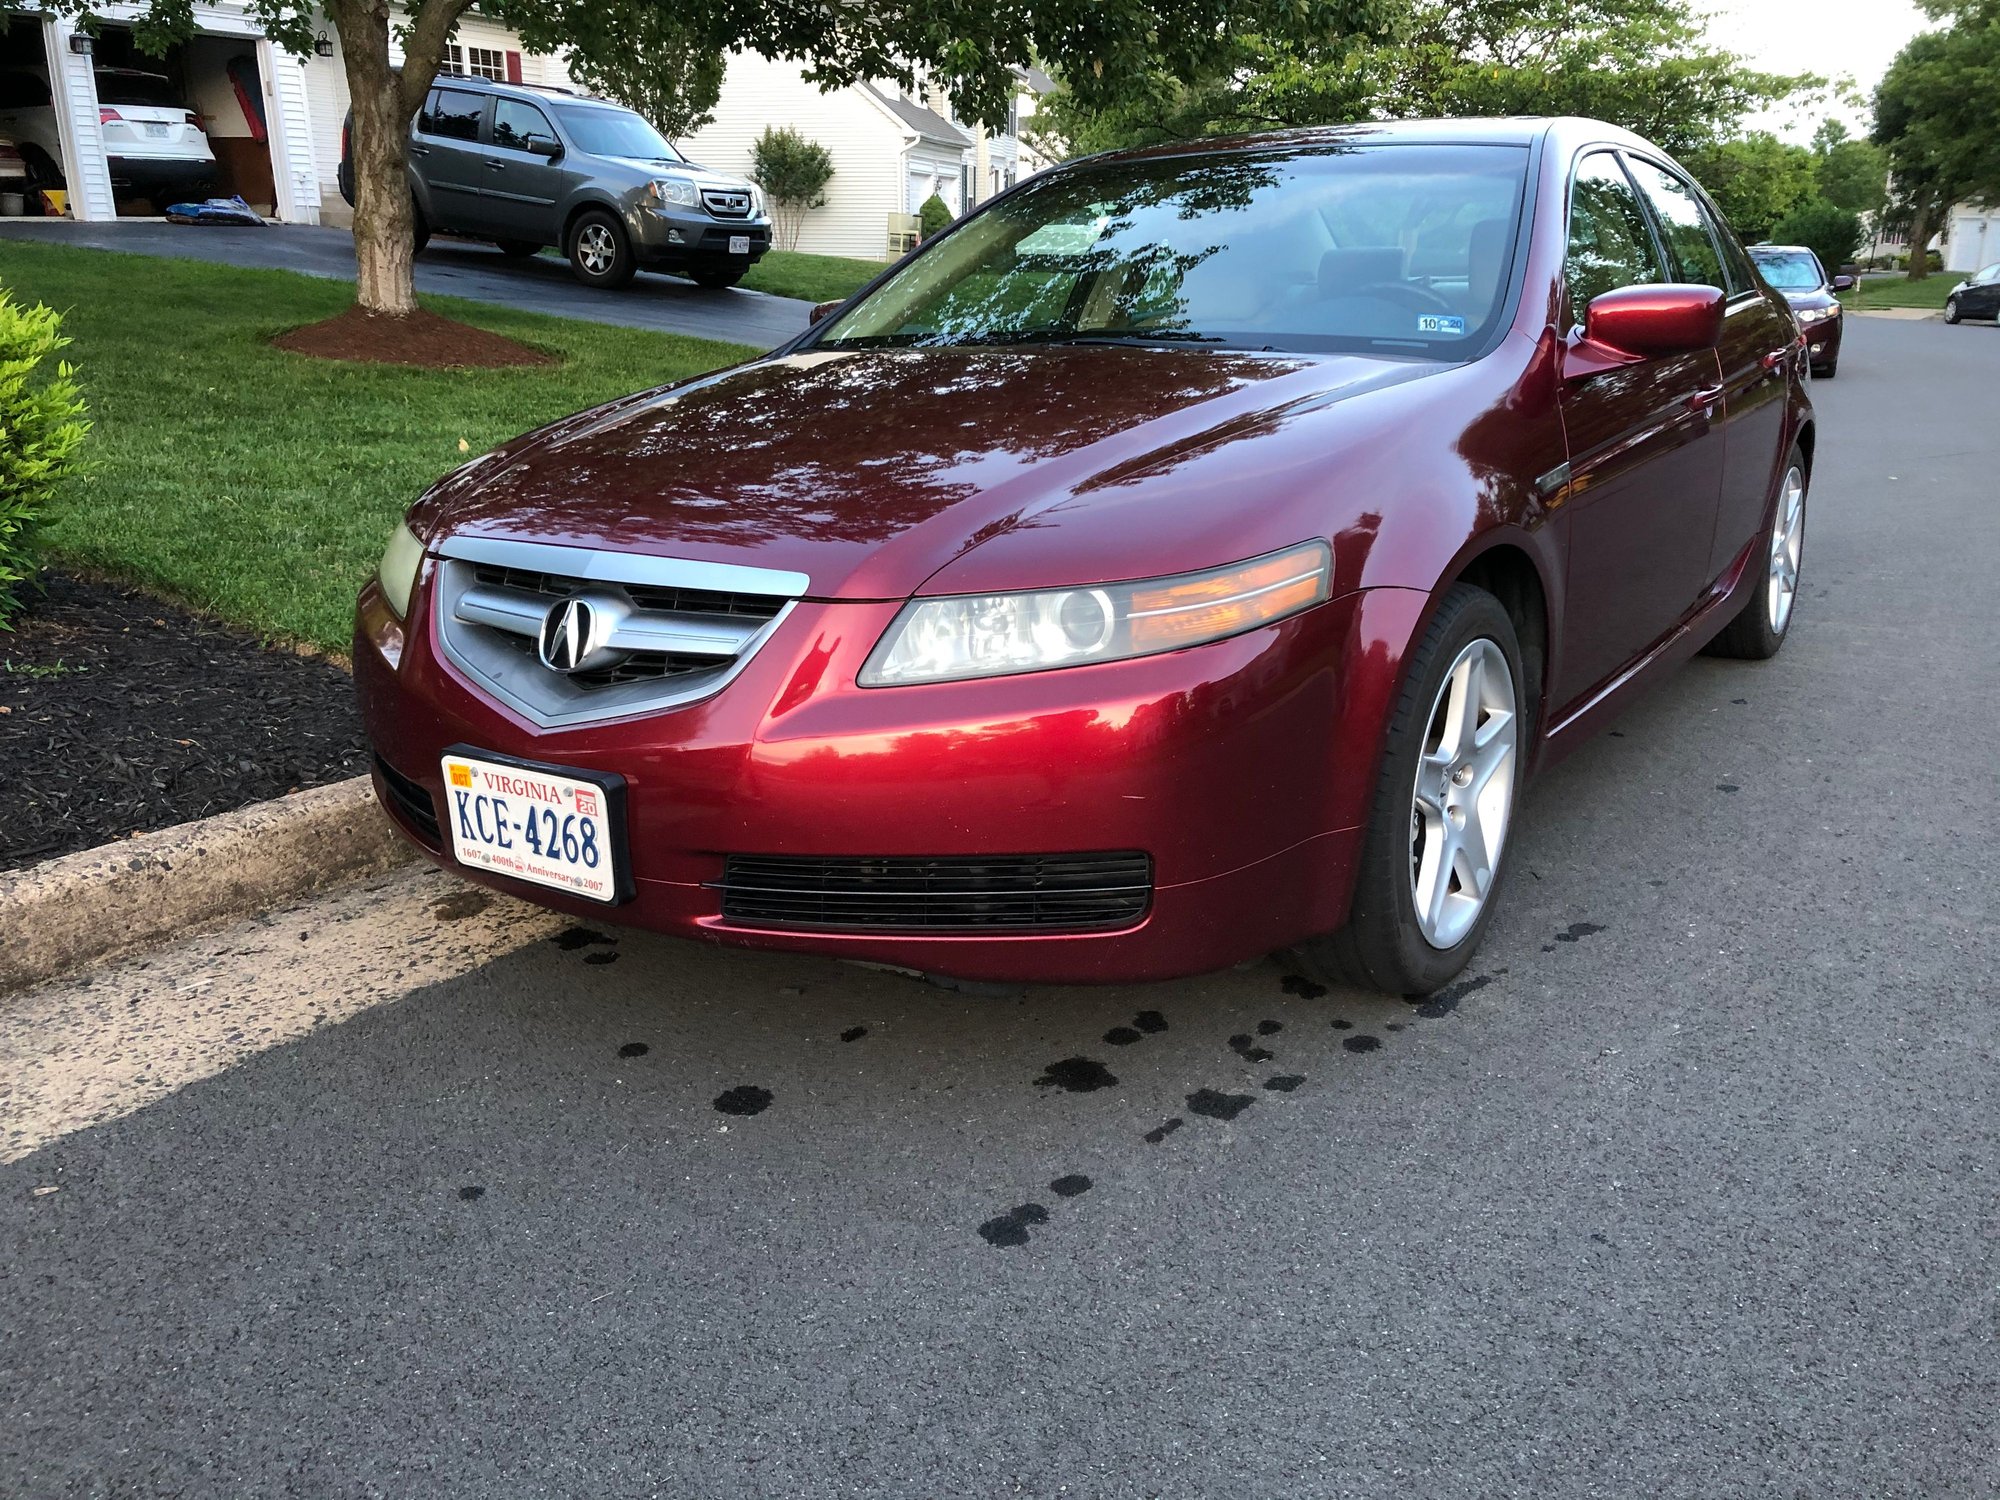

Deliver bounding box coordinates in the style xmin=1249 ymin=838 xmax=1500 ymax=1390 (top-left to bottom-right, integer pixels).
xmin=329 ymin=0 xmax=418 ymax=316
xmin=1905 ymin=197 xmax=1933 ymax=282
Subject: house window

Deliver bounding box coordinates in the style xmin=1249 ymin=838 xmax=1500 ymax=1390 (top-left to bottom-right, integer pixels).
xmin=448 ymin=44 xmax=507 ymax=81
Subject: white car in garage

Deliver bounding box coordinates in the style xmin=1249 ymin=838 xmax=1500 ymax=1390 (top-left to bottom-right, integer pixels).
xmin=0 ymin=65 xmax=214 ymax=201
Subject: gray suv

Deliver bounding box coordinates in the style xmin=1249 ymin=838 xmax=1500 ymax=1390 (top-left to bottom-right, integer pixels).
xmin=340 ymin=74 xmax=771 ymax=290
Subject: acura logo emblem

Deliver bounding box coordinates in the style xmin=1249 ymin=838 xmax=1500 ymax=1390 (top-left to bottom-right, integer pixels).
xmin=538 ymin=596 xmax=598 ymax=673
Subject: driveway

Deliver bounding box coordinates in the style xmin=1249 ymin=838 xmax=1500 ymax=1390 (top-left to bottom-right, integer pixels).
xmin=3 ymin=316 xmax=1996 ymax=1499
xmin=0 ymin=219 xmax=813 ymax=350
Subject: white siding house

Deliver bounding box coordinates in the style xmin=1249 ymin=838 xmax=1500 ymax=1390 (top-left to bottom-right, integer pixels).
xmin=1942 ymin=203 xmax=1999 ymax=274
xmin=679 ymin=53 xmax=970 ymax=260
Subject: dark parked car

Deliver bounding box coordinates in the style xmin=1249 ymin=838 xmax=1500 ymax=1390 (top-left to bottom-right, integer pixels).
xmin=1944 ymin=261 xmax=2000 ymax=324
xmin=340 ymin=73 xmax=771 ymax=289
xmin=1749 ymin=244 xmax=1851 ymax=377
xmin=356 ymin=117 xmax=1814 ymax=995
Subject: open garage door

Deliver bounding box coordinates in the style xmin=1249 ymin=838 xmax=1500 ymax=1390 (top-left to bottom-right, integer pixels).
xmin=0 ymin=17 xmax=72 ymax=215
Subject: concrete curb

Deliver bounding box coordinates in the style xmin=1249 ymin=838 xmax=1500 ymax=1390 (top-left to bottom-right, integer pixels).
xmin=0 ymin=775 xmax=415 ymax=995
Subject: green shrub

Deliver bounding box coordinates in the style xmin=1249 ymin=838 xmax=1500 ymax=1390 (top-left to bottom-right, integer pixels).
xmin=1770 ymin=200 xmax=1865 ymax=280
xmin=0 ymin=290 xmax=88 ymax=626
xmin=751 ymin=126 xmax=835 ymax=252
xmin=919 ymin=192 xmax=953 ymax=240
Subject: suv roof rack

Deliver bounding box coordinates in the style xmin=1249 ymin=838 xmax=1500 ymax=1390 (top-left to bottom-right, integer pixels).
xmin=429 ymin=67 xmax=586 ymax=99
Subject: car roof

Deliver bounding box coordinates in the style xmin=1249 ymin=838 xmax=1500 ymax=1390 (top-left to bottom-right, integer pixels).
xmin=1749 ymin=245 xmax=1817 ymax=256
xmin=428 ymin=70 xmax=601 ymax=106
xmin=1079 ymin=116 xmax=1679 ymax=170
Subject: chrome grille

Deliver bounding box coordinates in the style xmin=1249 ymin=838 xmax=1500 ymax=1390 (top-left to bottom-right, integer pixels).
xmin=702 ymin=188 xmax=752 ymax=219
xmin=431 ymin=536 xmax=806 ymax=730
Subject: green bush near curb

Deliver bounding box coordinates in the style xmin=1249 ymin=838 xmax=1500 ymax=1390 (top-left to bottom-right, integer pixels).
xmin=0 ymin=289 xmax=90 ymax=626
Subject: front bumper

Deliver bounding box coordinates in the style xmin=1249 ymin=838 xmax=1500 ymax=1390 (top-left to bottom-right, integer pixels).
xmin=355 ymin=573 xmax=1404 ymax=983
xmin=627 ymin=205 xmax=771 ymax=264
xmin=1801 ymin=313 xmax=1842 ymax=365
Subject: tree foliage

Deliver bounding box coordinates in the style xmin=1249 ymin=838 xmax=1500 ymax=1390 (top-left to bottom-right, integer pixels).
xmin=1874 ymin=0 xmax=2000 ymax=279
xmin=1771 ymin=200 xmax=1865 ymax=271
xmin=1037 ymin=0 xmax=1813 ymax=161
xmin=919 ymin=193 xmax=955 ymax=239
xmin=1682 ymin=132 xmax=1819 ymax=241
xmin=750 ymin=127 xmax=835 ymax=252
xmin=540 ymin=5 xmax=725 ymax=140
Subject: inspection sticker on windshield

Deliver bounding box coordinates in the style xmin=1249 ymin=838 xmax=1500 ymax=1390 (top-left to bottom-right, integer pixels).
xmin=440 ymin=749 xmax=628 ymax=903
xmin=1418 ymin=314 xmax=1467 ymax=335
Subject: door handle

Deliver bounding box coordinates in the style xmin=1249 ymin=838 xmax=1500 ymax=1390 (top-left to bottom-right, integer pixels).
xmin=1687 ymin=386 xmax=1724 ymax=414
xmin=409 ymin=144 xmax=429 ymax=157
xmin=1759 ymin=348 xmax=1788 ymax=372
xmin=487 ymin=160 xmax=506 ymax=171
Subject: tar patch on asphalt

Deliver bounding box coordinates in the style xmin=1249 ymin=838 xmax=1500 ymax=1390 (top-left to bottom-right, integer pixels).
xmin=617 ymin=1041 xmax=649 ymax=1058
xmin=1281 ymin=974 xmax=1328 ymax=998
xmin=552 ymin=926 xmax=617 ymax=951
xmin=1265 ymin=1075 xmax=1305 ymax=1093
xmin=1034 ymin=1057 xmax=1118 ymax=1093
xmin=457 ymin=1185 xmax=485 ymax=1201
xmin=431 ymin=890 xmax=491 ymax=921
xmin=1342 ymin=1035 xmax=1381 ymax=1053
xmin=977 ymin=1203 xmax=1050 ymax=1247
xmin=584 ymin=951 xmax=619 ymax=966
xmin=840 ymin=1026 xmax=867 ymax=1042
xmin=1186 ymin=1087 xmax=1256 ymax=1121
xmin=714 ymin=1085 xmax=773 ymax=1116
xmin=1228 ymin=1034 xmax=1275 ymax=1063
xmin=1144 ymin=1118 xmax=1184 ymax=1144
xmin=1050 ymin=1174 xmax=1093 ymax=1198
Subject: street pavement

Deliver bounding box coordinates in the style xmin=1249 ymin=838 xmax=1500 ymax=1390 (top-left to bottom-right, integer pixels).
xmin=0 ymin=219 xmax=814 ymax=350
xmin=3 ymin=315 xmax=1996 ymax=1499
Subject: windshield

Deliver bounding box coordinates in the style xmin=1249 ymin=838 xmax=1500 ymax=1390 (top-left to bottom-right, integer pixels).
xmin=816 ymin=144 xmax=1530 ymax=356
xmin=552 ymin=103 xmax=682 ymax=162
xmin=1751 ymin=250 xmax=1825 ymax=291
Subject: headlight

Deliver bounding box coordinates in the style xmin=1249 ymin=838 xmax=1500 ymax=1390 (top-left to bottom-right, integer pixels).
xmin=376 ymin=521 xmax=424 ymax=619
xmin=748 ymin=184 xmax=766 ymax=217
xmin=648 ymin=176 xmax=699 ymax=208
xmin=1797 ymin=305 xmax=1837 ymax=324
xmin=859 ymin=541 xmax=1333 ymax=687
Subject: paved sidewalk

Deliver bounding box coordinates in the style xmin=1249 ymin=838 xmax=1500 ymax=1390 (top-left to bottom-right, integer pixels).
xmin=0 ymin=219 xmax=812 ymax=349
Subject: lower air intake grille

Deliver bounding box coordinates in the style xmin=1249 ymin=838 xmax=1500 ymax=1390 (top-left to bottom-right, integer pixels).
xmin=716 ymin=852 xmax=1152 ymax=933
xmin=375 ymin=755 xmax=442 ymax=848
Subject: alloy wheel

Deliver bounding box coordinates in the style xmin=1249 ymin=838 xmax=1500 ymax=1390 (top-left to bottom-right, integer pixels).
xmin=1766 ymin=464 xmax=1805 ymax=635
xmin=1409 ymin=637 xmax=1517 ymax=950
xmin=576 ymin=224 xmax=616 ymax=276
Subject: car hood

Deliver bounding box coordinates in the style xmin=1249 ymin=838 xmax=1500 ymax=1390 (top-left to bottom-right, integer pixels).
xmin=414 ymin=345 xmax=1443 ymax=599
xmin=599 ymin=156 xmax=751 ymax=190
xmin=1776 ymin=287 xmax=1836 ymax=311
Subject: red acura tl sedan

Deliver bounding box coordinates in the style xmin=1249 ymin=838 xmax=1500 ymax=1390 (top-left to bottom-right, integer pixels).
xmin=356 ymin=116 xmax=1813 ymax=995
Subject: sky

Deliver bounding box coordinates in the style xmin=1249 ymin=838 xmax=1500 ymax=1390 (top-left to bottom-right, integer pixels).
xmin=1705 ymin=0 xmax=1932 ymax=138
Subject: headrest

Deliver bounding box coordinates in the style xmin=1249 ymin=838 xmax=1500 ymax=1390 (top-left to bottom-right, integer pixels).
xmin=1319 ymin=246 xmax=1406 ymax=295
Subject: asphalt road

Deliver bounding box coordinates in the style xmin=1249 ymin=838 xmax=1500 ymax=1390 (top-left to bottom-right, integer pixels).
xmin=3 ymin=314 xmax=1996 ymax=1499
xmin=0 ymin=219 xmax=813 ymax=350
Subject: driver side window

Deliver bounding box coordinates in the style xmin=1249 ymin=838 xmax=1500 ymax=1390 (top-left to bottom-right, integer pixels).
xmin=1564 ymin=152 xmax=1667 ymax=326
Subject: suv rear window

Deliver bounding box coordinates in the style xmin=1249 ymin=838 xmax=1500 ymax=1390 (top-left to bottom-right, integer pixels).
xmin=94 ymin=70 xmax=184 ymax=108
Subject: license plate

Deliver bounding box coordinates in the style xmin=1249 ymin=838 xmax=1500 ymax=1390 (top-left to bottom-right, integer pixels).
xmin=728 ymin=235 xmax=749 ymax=256
xmin=145 ymin=123 xmax=170 ymax=138
xmin=441 ymin=750 xmax=626 ymax=903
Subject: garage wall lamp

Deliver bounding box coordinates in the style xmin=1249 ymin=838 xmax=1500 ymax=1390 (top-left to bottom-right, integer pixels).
xmin=314 ymin=36 xmax=334 ymax=57
xmin=68 ymin=33 xmax=93 ymax=55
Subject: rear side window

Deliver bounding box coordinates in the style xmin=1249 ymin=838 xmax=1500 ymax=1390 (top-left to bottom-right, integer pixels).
xmin=1625 ymin=156 xmax=1727 ymax=291
xmin=0 ymin=71 xmax=52 ymax=109
xmin=491 ymin=98 xmax=559 ymax=154
xmin=418 ymin=88 xmax=484 ymax=142
xmin=1565 ymin=152 xmax=1667 ymax=319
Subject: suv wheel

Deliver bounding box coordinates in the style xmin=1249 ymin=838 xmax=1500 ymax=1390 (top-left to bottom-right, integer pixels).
xmin=1943 ymin=296 xmax=1962 ymax=325
xmin=566 ymin=210 xmax=637 ymax=289
xmin=689 ymin=260 xmax=747 ymax=290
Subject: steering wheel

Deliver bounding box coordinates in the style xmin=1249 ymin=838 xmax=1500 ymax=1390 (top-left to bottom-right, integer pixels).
xmin=1348 ymin=280 xmax=1458 ymax=314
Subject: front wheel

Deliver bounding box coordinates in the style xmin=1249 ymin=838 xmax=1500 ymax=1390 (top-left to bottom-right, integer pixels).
xmin=1944 ymin=296 xmax=1962 ymax=325
xmin=1295 ymin=583 xmax=1527 ymax=995
xmin=688 ymin=260 xmax=747 ymax=290
xmin=1704 ymin=452 xmax=1805 ymax=661
xmin=566 ymin=209 xmax=636 ymax=288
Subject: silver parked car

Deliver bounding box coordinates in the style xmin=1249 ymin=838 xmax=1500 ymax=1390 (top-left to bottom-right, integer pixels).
xmin=340 ymin=72 xmax=773 ymax=290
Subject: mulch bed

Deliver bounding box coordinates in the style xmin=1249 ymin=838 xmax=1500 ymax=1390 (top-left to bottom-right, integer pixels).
xmin=271 ymin=306 xmax=556 ymax=369
xmin=1 ymin=574 xmax=370 ymax=874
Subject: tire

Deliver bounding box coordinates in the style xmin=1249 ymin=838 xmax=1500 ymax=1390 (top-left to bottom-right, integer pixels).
xmin=1944 ymin=296 xmax=1961 ymax=325
xmin=566 ymin=209 xmax=637 ymax=288
xmin=1704 ymin=448 xmax=1806 ymax=661
xmin=494 ymin=239 xmax=541 ymax=259
xmin=411 ymin=201 xmax=431 ymax=256
xmin=688 ymin=260 xmax=746 ymax=290
xmin=1295 ymin=583 xmax=1529 ymax=996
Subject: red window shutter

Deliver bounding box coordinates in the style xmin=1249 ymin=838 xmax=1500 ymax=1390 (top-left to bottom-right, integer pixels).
xmin=505 ymin=51 xmax=523 ymax=83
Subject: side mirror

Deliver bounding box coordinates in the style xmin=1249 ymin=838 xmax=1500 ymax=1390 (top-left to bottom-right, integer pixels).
xmin=1581 ymin=283 xmax=1725 ymax=360
xmin=528 ymin=138 xmax=563 ymax=161
xmin=809 ymin=299 xmax=843 ymax=326
xmin=1830 ymin=274 xmax=1855 ymax=292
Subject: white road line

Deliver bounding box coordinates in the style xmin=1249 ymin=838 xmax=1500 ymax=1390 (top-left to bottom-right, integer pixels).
xmin=0 ymin=867 xmax=562 ymax=1165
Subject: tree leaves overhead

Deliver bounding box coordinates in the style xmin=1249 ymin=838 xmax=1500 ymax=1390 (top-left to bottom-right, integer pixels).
xmin=1038 ymin=0 xmax=1813 ymax=159
xmin=1874 ymin=0 xmax=2000 ymax=257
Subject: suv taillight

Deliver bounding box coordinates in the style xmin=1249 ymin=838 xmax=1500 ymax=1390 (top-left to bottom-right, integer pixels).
xmin=185 ymin=111 xmax=205 ymax=131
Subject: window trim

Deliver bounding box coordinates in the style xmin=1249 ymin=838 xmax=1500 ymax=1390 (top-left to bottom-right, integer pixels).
xmin=417 ymin=85 xmax=492 ymax=144
xmin=1560 ymin=146 xmax=1673 ymax=332
xmin=1620 ymin=149 xmax=1744 ymax=300
xmin=490 ymin=95 xmax=559 ymax=156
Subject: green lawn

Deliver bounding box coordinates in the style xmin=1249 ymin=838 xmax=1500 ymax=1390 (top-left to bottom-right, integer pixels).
xmin=1840 ymin=275 xmax=1959 ymax=310
xmin=738 ymin=248 xmax=887 ymax=303
xmin=0 ymin=241 xmax=755 ymax=651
